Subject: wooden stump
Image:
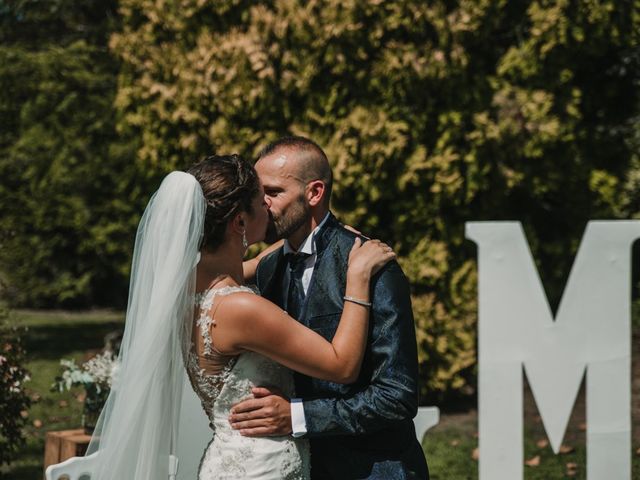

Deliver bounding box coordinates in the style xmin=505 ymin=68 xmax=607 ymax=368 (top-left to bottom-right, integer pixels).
xmin=43 ymin=429 xmax=92 ymax=475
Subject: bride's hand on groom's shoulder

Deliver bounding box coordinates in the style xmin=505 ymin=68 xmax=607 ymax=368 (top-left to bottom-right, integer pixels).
xmin=342 ymin=223 xmax=369 ymax=238
xmin=228 ymin=386 xmax=292 ymax=437
xmin=348 ymin=238 xmax=396 ymax=278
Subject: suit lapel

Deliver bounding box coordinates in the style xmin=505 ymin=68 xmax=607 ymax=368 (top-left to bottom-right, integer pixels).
xmin=299 ymin=214 xmax=344 ymax=323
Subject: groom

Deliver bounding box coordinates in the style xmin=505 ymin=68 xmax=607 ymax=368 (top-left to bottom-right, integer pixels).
xmin=230 ymin=136 xmax=428 ymax=479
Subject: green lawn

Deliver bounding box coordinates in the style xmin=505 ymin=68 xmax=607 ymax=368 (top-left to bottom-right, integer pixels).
xmin=0 ymin=310 xmax=124 ymax=479
xmin=1 ymin=310 xmax=638 ymax=479
xmin=422 ymin=424 xmax=590 ymax=480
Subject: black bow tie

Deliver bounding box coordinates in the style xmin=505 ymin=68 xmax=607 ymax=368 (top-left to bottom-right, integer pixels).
xmin=286 ymin=252 xmax=311 ymax=269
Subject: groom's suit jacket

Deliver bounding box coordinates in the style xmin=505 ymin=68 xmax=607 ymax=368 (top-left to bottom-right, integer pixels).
xmin=256 ymin=213 xmax=428 ymax=480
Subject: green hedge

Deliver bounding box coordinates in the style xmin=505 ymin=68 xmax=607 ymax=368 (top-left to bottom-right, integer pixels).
xmin=1 ymin=0 xmax=639 ymax=399
xmin=109 ymin=0 xmax=639 ymax=400
xmin=0 ymin=1 xmax=142 ymax=307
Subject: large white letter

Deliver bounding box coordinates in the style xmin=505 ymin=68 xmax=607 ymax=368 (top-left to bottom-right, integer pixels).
xmin=466 ymin=221 xmax=638 ymax=480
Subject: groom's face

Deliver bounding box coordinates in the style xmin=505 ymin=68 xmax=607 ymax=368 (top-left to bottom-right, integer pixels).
xmin=255 ymin=150 xmax=311 ymax=243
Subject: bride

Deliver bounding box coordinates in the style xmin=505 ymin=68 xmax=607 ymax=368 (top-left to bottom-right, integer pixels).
xmin=86 ymin=154 xmax=394 ymax=479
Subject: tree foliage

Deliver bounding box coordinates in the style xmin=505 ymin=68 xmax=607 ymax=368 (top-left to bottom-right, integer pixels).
xmin=1 ymin=0 xmax=639 ymax=399
xmin=0 ymin=0 xmax=141 ymax=307
xmin=109 ymin=0 xmax=640 ymax=400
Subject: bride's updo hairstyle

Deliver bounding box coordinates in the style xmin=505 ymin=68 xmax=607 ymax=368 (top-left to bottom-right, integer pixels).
xmin=187 ymin=154 xmax=260 ymax=251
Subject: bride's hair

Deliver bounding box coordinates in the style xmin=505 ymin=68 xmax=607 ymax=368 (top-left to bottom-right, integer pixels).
xmin=187 ymin=154 xmax=260 ymax=251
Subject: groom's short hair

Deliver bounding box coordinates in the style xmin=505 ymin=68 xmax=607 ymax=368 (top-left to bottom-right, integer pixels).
xmin=257 ymin=136 xmax=333 ymax=206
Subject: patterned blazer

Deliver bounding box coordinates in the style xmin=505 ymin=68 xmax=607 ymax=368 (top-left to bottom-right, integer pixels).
xmin=256 ymin=213 xmax=429 ymax=479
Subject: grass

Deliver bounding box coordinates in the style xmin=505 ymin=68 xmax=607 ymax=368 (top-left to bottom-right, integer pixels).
xmin=0 ymin=310 xmax=123 ymax=479
xmin=423 ymin=425 xmax=591 ymax=480
xmin=1 ymin=309 xmax=638 ymax=479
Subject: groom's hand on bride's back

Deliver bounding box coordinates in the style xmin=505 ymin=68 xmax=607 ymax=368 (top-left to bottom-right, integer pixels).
xmin=228 ymin=386 xmax=292 ymax=437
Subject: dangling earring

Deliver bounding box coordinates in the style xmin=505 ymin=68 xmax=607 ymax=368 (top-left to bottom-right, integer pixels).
xmin=242 ymin=229 xmax=248 ymax=249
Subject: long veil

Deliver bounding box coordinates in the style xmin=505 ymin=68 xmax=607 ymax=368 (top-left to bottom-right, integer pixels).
xmin=86 ymin=171 xmax=205 ymax=479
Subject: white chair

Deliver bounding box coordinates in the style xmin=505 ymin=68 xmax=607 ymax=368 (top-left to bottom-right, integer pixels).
xmin=413 ymin=406 xmax=440 ymax=442
xmin=45 ymin=452 xmax=179 ymax=480
xmin=45 ymin=452 xmax=97 ymax=480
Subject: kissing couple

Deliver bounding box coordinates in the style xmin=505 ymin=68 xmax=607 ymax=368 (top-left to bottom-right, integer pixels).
xmin=85 ymin=136 xmax=429 ymax=479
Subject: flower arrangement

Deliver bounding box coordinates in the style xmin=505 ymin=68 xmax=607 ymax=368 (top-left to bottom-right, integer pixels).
xmin=53 ymin=351 xmax=119 ymax=433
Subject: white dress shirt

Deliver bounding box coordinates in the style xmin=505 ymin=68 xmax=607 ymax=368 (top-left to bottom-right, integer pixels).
xmin=285 ymin=212 xmax=330 ymax=437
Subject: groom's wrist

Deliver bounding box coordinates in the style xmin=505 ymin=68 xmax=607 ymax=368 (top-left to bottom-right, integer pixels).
xmin=290 ymin=398 xmax=307 ymax=437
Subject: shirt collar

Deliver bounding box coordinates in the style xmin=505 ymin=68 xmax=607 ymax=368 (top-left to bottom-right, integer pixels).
xmin=283 ymin=212 xmax=330 ymax=256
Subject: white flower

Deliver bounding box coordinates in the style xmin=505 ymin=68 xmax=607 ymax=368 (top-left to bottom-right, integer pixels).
xmin=110 ymin=362 xmax=120 ymax=388
xmin=83 ymin=351 xmax=118 ymax=388
xmin=55 ymin=351 xmax=119 ymax=392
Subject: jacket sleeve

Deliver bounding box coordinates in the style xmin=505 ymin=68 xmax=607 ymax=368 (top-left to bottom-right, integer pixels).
xmin=301 ymin=262 xmax=420 ymax=437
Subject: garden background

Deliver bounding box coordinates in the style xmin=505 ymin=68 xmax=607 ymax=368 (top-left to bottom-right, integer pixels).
xmin=0 ymin=0 xmax=639 ymax=478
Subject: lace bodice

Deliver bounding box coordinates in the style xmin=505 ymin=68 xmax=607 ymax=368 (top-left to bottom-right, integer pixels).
xmin=185 ymin=285 xmax=310 ymax=479
xmin=186 ymin=285 xmax=251 ymax=414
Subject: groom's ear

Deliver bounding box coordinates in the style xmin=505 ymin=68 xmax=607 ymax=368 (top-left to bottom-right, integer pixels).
xmin=306 ymin=180 xmax=326 ymax=207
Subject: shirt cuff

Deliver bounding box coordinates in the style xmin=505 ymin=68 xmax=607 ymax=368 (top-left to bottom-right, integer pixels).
xmin=290 ymin=398 xmax=307 ymax=437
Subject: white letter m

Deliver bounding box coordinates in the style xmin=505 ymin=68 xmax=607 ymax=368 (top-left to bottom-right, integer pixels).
xmin=466 ymin=221 xmax=638 ymax=480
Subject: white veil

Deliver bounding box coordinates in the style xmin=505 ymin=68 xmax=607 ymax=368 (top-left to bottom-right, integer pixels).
xmin=86 ymin=171 xmax=205 ymax=479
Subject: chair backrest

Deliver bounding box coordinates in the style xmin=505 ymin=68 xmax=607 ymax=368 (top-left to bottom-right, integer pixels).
xmin=414 ymin=406 xmax=440 ymax=443
xmin=45 ymin=452 xmax=98 ymax=480
xmin=44 ymin=453 xmax=180 ymax=480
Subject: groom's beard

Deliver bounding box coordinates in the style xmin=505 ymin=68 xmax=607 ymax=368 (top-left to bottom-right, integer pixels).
xmin=264 ymin=195 xmax=310 ymax=244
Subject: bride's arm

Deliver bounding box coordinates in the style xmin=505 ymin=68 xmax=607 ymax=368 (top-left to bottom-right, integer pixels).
xmin=218 ymin=239 xmax=394 ymax=383
xmin=242 ymin=240 xmax=283 ymax=283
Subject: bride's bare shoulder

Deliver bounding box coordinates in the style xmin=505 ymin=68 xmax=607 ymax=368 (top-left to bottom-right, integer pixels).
xmin=216 ymin=291 xmax=281 ymax=322
xmin=213 ymin=291 xmax=289 ymax=350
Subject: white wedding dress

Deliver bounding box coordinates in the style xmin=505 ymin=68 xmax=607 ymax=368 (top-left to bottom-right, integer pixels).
xmin=185 ymin=285 xmax=310 ymax=479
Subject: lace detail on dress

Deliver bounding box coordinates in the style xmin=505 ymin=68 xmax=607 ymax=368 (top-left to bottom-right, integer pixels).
xmin=194 ymin=285 xmax=254 ymax=355
xmin=188 ymin=285 xmax=254 ymax=425
xmin=185 ymin=350 xmax=236 ymax=427
xmin=185 ymin=285 xmax=310 ymax=479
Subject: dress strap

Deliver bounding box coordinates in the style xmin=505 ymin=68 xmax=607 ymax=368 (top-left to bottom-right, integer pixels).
xmin=195 ymin=285 xmax=255 ymax=355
